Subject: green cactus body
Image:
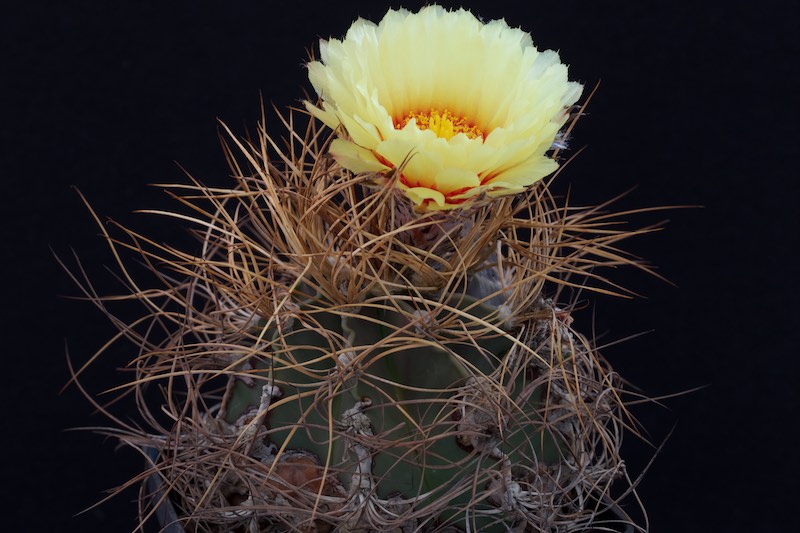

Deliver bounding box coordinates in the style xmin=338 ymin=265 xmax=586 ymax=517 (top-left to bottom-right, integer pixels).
xmin=221 ymin=284 xmax=564 ymax=531
xmin=70 ymin=106 xmax=638 ymax=531
xmin=72 ymin=104 xmax=638 ymax=531
xmin=72 ymin=41 xmax=643 ymax=527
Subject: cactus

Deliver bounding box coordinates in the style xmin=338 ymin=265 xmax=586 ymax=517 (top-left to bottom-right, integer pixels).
xmin=68 ymin=5 xmax=656 ymax=533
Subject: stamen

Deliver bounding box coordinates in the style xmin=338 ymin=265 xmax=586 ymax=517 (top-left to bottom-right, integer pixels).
xmin=397 ymin=109 xmax=484 ymax=140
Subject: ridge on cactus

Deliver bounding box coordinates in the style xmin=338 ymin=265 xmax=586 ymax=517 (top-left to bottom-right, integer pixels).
xmin=66 ymin=5 xmax=661 ymax=533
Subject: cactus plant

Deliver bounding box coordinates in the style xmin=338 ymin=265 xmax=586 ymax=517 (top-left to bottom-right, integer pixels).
xmin=68 ymin=5 xmax=657 ymax=532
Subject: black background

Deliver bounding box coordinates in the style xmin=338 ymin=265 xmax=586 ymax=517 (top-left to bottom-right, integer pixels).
xmin=3 ymin=0 xmax=797 ymax=531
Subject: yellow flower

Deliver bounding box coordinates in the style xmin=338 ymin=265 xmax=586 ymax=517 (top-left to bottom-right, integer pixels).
xmin=306 ymin=5 xmax=583 ymax=211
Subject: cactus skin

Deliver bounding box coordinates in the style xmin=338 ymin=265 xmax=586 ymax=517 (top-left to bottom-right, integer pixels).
xmin=198 ymin=236 xmax=624 ymax=533
xmin=219 ymin=290 xmax=562 ymax=532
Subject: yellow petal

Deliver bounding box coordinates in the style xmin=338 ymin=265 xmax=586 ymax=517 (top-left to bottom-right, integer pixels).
xmin=402 ymin=186 xmax=448 ymax=210
xmin=329 ymin=139 xmax=389 ymax=173
xmin=434 ymin=167 xmax=480 ymax=195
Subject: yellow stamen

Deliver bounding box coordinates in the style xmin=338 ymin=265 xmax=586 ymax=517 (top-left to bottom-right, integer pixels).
xmin=397 ymin=109 xmax=484 ymax=140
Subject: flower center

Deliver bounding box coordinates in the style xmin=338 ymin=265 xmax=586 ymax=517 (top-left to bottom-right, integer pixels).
xmin=397 ymin=109 xmax=484 ymax=140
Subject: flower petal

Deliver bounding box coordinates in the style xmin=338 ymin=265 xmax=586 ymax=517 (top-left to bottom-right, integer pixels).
xmin=329 ymin=139 xmax=389 ymax=173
